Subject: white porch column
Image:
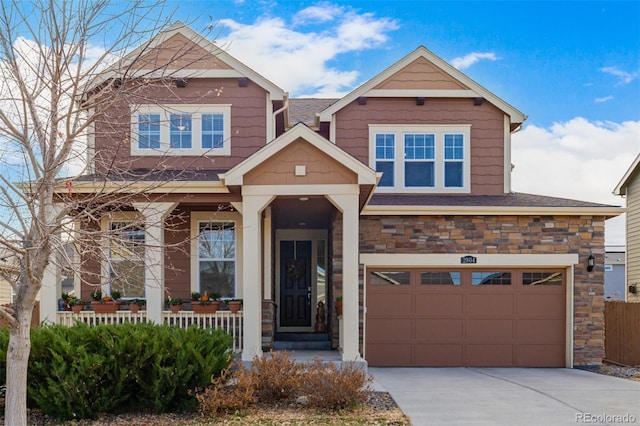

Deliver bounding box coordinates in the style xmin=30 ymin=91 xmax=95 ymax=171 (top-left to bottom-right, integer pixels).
xmin=132 ymin=202 xmax=177 ymax=324
xmin=40 ymin=203 xmax=65 ymax=324
xmin=326 ymin=194 xmax=361 ymax=362
xmin=241 ymin=194 xmax=274 ymax=362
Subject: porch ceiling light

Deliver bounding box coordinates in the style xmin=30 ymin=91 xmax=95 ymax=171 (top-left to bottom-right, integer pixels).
xmin=299 ymin=197 xmax=309 ymax=201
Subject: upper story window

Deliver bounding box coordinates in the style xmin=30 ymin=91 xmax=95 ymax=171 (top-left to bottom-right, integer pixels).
xmin=131 ymin=104 xmax=231 ymax=156
xmin=369 ymin=125 xmax=471 ymax=193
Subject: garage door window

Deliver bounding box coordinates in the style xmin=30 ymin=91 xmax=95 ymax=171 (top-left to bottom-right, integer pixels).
xmin=523 ymin=272 xmax=562 ymax=285
xmin=472 ymin=271 xmax=511 ymax=285
xmin=370 ymin=271 xmax=410 ymax=286
xmin=421 ymin=271 xmax=461 ymax=285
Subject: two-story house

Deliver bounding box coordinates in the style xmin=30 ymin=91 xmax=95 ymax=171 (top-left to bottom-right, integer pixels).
xmin=40 ymin=23 xmax=622 ymax=367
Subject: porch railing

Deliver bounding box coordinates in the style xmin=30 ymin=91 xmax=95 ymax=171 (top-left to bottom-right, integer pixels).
xmin=57 ymin=310 xmax=243 ymax=352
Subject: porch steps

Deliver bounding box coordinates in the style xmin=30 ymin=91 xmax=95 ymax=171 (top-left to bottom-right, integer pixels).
xmin=273 ymin=332 xmax=332 ymax=351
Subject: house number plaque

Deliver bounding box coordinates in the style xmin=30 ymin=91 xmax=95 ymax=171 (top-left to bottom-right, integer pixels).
xmin=460 ymin=255 xmax=477 ymax=264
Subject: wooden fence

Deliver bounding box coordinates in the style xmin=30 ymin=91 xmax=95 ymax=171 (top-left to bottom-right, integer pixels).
xmin=605 ymin=301 xmax=640 ymax=366
xmin=0 ymin=302 xmax=40 ymax=328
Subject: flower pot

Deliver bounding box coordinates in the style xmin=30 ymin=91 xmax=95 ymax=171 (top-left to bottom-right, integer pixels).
xmin=335 ymin=300 xmax=343 ymax=317
xmin=129 ymin=303 xmax=143 ymax=313
xmin=169 ymin=304 xmax=183 ymax=313
xmin=71 ymin=304 xmax=84 ymax=313
xmin=227 ymin=301 xmax=242 ymax=313
xmin=92 ymin=301 xmax=119 ymax=313
xmin=192 ymin=301 xmax=219 ymax=313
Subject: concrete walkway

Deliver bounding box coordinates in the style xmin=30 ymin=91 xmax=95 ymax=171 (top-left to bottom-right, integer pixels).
xmin=369 ymin=367 xmax=640 ymax=426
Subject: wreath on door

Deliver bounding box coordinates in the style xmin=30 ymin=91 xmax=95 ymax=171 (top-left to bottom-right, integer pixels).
xmin=286 ymin=258 xmax=305 ymax=281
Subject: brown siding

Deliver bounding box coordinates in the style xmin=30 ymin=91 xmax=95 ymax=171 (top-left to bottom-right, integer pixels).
xmin=244 ymin=138 xmax=358 ymax=186
xmin=93 ymin=78 xmax=269 ymax=174
xmin=334 ymin=97 xmax=506 ymax=195
xmin=357 ymin=215 xmax=607 ymax=366
xmin=374 ymin=57 xmax=469 ymax=91
xmin=133 ymin=33 xmax=234 ymax=71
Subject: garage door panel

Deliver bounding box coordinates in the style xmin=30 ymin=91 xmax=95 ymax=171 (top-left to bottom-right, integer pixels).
xmin=466 ymin=344 xmax=514 ymax=366
xmin=367 ymin=318 xmax=412 ymax=342
xmin=466 ymin=293 xmax=514 ymax=316
xmin=366 ymin=268 xmax=566 ymax=367
xmin=517 ymin=319 xmax=565 ymax=342
xmin=516 ymin=344 xmax=564 ymax=367
xmin=517 ymin=294 xmax=565 ymax=317
xmin=415 ymin=293 xmax=463 ymax=315
xmin=367 ymin=343 xmax=412 ymax=367
xmin=367 ymin=294 xmax=412 ymax=316
xmin=415 ymin=318 xmax=463 ymax=340
xmin=414 ymin=344 xmax=463 ymax=366
xmin=466 ymin=319 xmax=514 ymax=341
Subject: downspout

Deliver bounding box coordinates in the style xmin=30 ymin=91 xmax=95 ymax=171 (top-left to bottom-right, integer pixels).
xmin=273 ymin=93 xmax=289 ymax=131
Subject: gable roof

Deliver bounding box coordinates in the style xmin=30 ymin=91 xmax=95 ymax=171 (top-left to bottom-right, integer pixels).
xmin=318 ymin=46 xmax=526 ymax=127
xmin=88 ymin=22 xmax=285 ymax=100
xmin=614 ymin=153 xmax=640 ymax=196
xmin=221 ymin=123 xmax=378 ymax=186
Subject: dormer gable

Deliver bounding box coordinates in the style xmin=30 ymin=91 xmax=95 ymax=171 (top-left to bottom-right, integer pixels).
xmin=319 ymin=46 xmax=525 ymax=130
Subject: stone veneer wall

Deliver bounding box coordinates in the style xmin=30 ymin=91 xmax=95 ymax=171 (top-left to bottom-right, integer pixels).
xmin=261 ymin=300 xmax=276 ymax=351
xmin=334 ymin=214 xmax=606 ymax=366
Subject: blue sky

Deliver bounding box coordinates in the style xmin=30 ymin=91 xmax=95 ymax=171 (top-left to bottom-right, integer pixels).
xmin=172 ymin=1 xmax=638 ymax=246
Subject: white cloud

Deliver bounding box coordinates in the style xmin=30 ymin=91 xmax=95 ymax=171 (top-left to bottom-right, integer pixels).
xmin=450 ymin=52 xmax=497 ymax=70
xmin=217 ymin=5 xmax=397 ymax=97
xmin=600 ymin=66 xmax=639 ymax=85
xmin=511 ymin=118 xmax=640 ymax=246
xmin=594 ymin=95 xmax=613 ymax=103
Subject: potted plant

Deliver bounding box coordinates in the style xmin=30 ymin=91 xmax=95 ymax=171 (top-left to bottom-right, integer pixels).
xmin=166 ymin=297 xmax=183 ymax=313
xmin=191 ymin=292 xmax=220 ymax=313
xmin=129 ymin=298 xmax=146 ymax=313
xmin=227 ymin=299 xmax=242 ymax=313
xmin=68 ymin=297 xmax=85 ymax=313
xmin=59 ymin=292 xmax=72 ymax=311
xmin=335 ymin=295 xmax=343 ymax=317
xmin=91 ymin=289 xmax=119 ymax=313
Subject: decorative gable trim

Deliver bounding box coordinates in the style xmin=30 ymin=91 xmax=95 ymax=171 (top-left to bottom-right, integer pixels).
xmin=318 ymin=46 xmax=526 ymax=125
xmin=221 ymin=123 xmax=378 ymax=186
xmin=614 ymin=153 xmax=640 ymax=196
xmin=88 ymin=22 xmax=285 ymax=100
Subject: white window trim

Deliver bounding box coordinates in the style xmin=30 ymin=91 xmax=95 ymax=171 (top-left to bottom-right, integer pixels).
xmin=190 ymin=211 xmax=243 ymax=299
xmin=100 ymin=211 xmax=145 ymax=299
xmin=131 ymin=104 xmax=231 ymax=156
xmin=369 ymin=124 xmax=471 ymax=193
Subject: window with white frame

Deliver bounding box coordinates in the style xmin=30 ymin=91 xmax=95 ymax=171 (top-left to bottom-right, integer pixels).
xmin=131 ymin=104 xmax=231 ymax=155
xmin=369 ymin=125 xmax=471 ymax=192
xmin=108 ymin=221 xmax=145 ymax=298
xmin=198 ymin=221 xmax=236 ymax=298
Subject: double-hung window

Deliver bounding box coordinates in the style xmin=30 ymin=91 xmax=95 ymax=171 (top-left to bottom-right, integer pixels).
xmin=369 ymin=125 xmax=470 ymax=193
xmin=198 ymin=221 xmax=236 ymax=298
xmin=108 ymin=221 xmax=145 ymax=298
xmin=132 ymin=104 xmax=231 ymax=155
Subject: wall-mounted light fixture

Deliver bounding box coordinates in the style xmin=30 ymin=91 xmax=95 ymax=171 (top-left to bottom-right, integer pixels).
xmin=416 ymin=97 xmax=425 ymax=106
xmin=473 ymin=97 xmax=484 ymax=106
xmin=587 ymin=254 xmax=595 ymax=272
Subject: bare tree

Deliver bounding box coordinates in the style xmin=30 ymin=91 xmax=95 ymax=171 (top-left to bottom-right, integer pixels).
xmin=0 ymin=1 xmax=226 ymax=423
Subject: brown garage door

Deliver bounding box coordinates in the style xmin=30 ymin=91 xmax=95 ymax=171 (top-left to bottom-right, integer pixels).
xmin=365 ymin=268 xmax=566 ymax=367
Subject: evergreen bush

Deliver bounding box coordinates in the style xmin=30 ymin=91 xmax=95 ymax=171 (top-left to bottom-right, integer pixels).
xmin=0 ymin=322 xmax=233 ymax=420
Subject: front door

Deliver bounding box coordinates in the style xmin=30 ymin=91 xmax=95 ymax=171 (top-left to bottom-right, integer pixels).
xmin=279 ymin=240 xmax=312 ymax=328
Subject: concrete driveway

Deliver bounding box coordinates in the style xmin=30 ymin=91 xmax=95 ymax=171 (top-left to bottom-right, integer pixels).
xmin=369 ymin=367 xmax=640 ymax=426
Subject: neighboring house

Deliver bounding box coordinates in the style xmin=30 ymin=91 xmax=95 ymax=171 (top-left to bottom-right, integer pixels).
xmin=614 ymin=154 xmax=640 ymax=301
xmin=604 ymin=248 xmax=626 ymax=300
xmin=39 ymin=23 xmax=622 ymax=367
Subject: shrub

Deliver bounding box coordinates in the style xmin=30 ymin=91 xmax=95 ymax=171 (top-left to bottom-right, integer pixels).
xmin=197 ymin=361 xmax=256 ymax=415
xmin=301 ymin=358 xmax=372 ymax=410
xmin=0 ymin=323 xmax=233 ymax=420
xmin=250 ymin=350 xmax=303 ymax=402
